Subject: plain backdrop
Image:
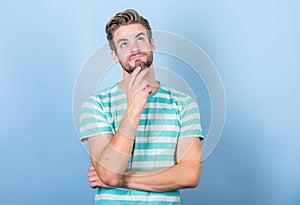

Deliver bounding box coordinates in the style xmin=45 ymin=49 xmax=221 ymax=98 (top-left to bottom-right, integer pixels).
xmin=0 ymin=1 xmax=299 ymax=204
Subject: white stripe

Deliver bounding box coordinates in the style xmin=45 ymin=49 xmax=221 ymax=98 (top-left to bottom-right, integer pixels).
xmin=184 ymin=102 xmax=198 ymax=111
xmin=140 ymin=113 xmax=179 ymax=120
xmin=180 ymin=124 xmax=201 ymax=132
xmin=131 ymin=161 xmax=174 ymax=168
xmin=80 ymin=122 xmax=107 ymax=133
xmin=98 ymin=86 xmax=119 ymax=96
xmin=145 ymin=102 xmax=175 ymax=109
xmin=107 ymin=104 xmax=127 ymax=111
xmin=81 ymin=101 xmax=102 ymax=113
xmin=101 ymin=101 xmax=177 ymax=109
xmin=80 ymin=113 xmax=106 ymax=122
xmin=159 ymin=94 xmax=188 ymax=103
xmin=101 ymin=93 xmax=126 ymax=103
xmin=135 ymin=137 xmax=177 ymax=143
xmin=165 ymin=85 xmax=188 ymax=96
xmin=87 ymin=96 xmax=101 ymax=103
xmin=138 ymin=125 xmax=179 ymax=130
xmin=95 ymin=194 xmax=180 ymax=202
xmin=134 ymin=149 xmax=175 ymax=155
xmin=181 ymin=113 xmax=200 ymax=123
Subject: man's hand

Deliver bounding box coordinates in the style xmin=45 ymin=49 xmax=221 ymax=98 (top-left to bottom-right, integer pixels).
xmin=87 ymin=165 xmax=110 ymax=189
xmin=126 ymin=66 xmax=152 ymax=114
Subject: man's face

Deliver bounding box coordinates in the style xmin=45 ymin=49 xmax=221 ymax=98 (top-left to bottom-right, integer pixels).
xmin=112 ymin=24 xmax=154 ymax=74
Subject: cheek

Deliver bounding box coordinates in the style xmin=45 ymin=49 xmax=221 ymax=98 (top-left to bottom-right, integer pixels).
xmin=140 ymin=44 xmax=152 ymax=52
xmin=118 ymin=51 xmax=132 ymax=60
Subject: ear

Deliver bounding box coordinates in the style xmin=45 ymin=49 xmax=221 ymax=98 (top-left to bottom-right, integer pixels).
xmin=111 ymin=50 xmax=119 ymax=63
xmin=150 ymin=38 xmax=155 ymax=52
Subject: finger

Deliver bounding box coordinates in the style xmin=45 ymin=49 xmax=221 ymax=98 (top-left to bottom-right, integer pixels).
xmin=88 ymin=176 xmax=99 ymax=182
xmin=129 ymin=84 xmax=148 ymax=101
xmin=144 ymin=86 xmax=153 ymax=95
xmin=90 ymin=182 xmax=99 ymax=189
xmin=87 ymin=171 xmax=96 ymax=177
xmin=133 ymin=67 xmax=149 ymax=87
xmin=139 ymin=79 xmax=151 ymax=89
xmin=88 ymin=165 xmax=95 ymax=171
xmin=128 ymin=66 xmax=142 ymax=87
xmin=130 ymin=86 xmax=152 ymax=101
xmin=88 ymin=177 xmax=93 ymax=183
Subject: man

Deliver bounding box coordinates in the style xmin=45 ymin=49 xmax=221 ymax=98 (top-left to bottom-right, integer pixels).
xmin=80 ymin=9 xmax=204 ymax=205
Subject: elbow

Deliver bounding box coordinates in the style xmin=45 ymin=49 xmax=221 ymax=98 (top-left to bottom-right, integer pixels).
xmin=100 ymin=173 xmax=119 ymax=187
xmin=187 ymin=177 xmax=199 ymax=188
xmin=185 ymin=173 xmax=200 ymax=188
xmin=100 ymin=171 xmax=120 ymax=187
xmin=182 ymin=165 xmax=201 ymax=188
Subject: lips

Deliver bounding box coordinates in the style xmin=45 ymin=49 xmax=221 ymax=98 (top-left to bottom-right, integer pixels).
xmin=130 ymin=54 xmax=144 ymax=61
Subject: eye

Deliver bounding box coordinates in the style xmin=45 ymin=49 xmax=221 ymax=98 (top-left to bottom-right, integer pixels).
xmin=137 ymin=36 xmax=145 ymax=43
xmin=120 ymin=42 xmax=128 ymax=49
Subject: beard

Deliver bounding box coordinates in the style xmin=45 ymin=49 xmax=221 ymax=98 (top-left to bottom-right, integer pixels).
xmin=119 ymin=51 xmax=153 ymax=74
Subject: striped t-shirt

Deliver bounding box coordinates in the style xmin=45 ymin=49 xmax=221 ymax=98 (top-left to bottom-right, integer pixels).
xmin=80 ymin=83 xmax=203 ymax=205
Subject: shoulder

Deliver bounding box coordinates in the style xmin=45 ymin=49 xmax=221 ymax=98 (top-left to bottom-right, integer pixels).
xmin=159 ymin=84 xmax=196 ymax=105
xmin=81 ymin=83 xmax=122 ymax=109
xmin=97 ymin=83 xmax=122 ymax=98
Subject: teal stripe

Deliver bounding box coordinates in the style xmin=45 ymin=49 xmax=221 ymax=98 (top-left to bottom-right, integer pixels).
xmin=160 ymin=86 xmax=186 ymax=98
xmin=96 ymin=199 xmax=180 ymax=205
xmin=98 ymin=89 xmax=125 ymax=99
xmin=184 ymin=107 xmax=199 ymax=116
xmin=113 ymin=109 xmax=126 ymax=115
xmin=80 ymin=127 xmax=112 ymax=137
xmin=181 ymin=118 xmax=200 ymax=127
xmin=179 ymin=129 xmax=202 ymax=137
xmin=147 ymin=97 xmax=174 ymax=104
xmin=101 ymin=98 xmax=127 ymax=107
xmin=136 ymin=130 xmax=179 ymax=137
xmin=132 ymin=154 xmax=175 ymax=162
xmin=80 ymin=107 xmax=103 ymax=116
xmin=98 ymin=188 xmax=179 ymax=197
xmin=134 ymin=142 xmax=176 ymax=150
xmin=128 ymin=166 xmax=174 ymax=171
xmin=139 ymin=119 xmax=179 ymax=126
xmin=143 ymin=107 xmax=177 ymax=114
xmin=184 ymin=97 xmax=194 ymax=105
xmin=85 ymin=97 xmax=101 ymax=104
xmin=80 ymin=117 xmax=102 ymax=126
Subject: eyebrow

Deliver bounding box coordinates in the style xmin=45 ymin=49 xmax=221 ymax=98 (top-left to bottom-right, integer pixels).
xmin=116 ymin=32 xmax=147 ymax=45
xmin=117 ymin=38 xmax=128 ymax=45
xmin=135 ymin=32 xmax=146 ymax=38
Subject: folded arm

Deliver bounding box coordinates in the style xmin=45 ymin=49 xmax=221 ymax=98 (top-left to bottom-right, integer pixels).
xmin=119 ymin=137 xmax=202 ymax=192
xmin=88 ymin=137 xmax=202 ymax=192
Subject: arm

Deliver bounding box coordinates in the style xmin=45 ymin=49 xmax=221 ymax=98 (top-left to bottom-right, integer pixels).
xmin=87 ymin=165 xmax=110 ymax=189
xmin=88 ymin=67 xmax=152 ymax=187
xmin=118 ymin=137 xmax=203 ymax=192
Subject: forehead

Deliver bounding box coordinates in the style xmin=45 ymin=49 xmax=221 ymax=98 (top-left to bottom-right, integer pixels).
xmin=113 ymin=24 xmax=148 ymax=40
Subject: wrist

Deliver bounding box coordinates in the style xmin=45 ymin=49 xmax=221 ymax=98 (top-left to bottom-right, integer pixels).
xmin=127 ymin=103 xmax=143 ymax=117
xmin=118 ymin=174 xmax=127 ymax=188
xmin=118 ymin=109 xmax=139 ymax=140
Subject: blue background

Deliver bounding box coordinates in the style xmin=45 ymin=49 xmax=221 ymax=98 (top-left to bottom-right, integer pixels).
xmin=1 ymin=0 xmax=299 ymax=204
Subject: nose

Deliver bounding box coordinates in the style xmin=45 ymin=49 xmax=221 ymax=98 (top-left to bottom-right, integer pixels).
xmin=130 ymin=41 xmax=140 ymax=54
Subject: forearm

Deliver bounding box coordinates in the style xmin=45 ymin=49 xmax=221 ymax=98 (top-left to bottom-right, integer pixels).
xmin=119 ymin=138 xmax=202 ymax=192
xmin=119 ymin=162 xmax=202 ymax=192
xmin=92 ymin=106 xmax=141 ymax=186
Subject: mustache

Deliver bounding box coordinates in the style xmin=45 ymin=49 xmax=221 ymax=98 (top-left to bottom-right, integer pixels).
xmin=129 ymin=51 xmax=148 ymax=59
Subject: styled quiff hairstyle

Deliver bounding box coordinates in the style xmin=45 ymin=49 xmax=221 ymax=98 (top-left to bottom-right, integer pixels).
xmin=105 ymin=9 xmax=152 ymax=51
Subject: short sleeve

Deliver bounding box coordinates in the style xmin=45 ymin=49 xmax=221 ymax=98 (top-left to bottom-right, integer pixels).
xmin=79 ymin=95 xmax=113 ymax=142
xmin=178 ymin=97 xmax=204 ymax=140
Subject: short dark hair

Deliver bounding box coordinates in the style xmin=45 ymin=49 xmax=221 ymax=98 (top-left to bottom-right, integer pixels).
xmin=105 ymin=9 xmax=152 ymax=51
